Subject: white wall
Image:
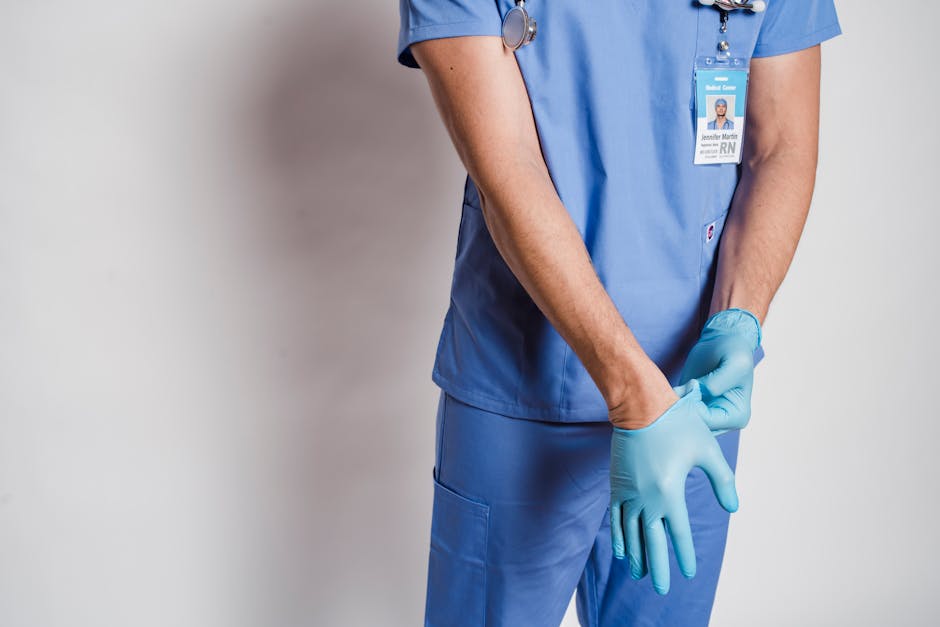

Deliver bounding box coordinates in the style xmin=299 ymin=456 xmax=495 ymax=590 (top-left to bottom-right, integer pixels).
xmin=0 ymin=2 xmax=936 ymax=626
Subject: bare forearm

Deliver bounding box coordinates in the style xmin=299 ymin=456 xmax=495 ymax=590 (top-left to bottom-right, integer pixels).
xmin=709 ymin=150 xmax=818 ymax=325
xmin=709 ymin=46 xmax=823 ymax=326
xmin=474 ymin=159 xmax=661 ymax=412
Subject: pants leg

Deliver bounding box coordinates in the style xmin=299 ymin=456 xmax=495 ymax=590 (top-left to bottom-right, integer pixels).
xmin=424 ymin=391 xmax=612 ymax=627
xmin=575 ymin=430 xmax=742 ymax=627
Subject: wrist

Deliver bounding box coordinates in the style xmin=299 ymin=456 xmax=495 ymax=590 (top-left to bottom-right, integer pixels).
xmin=611 ymin=380 xmax=700 ymax=434
xmin=702 ymin=307 xmax=762 ymax=351
xmin=594 ymin=335 xmax=656 ymax=409
xmin=606 ymin=362 xmax=677 ymax=430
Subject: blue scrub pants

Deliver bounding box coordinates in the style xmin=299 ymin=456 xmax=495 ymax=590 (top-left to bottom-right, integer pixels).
xmin=424 ymin=391 xmax=741 ymax=627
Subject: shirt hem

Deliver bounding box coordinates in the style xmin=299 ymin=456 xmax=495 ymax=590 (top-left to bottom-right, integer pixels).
xmin=431 ymin=368 xmax=610 ymax=423
xmin=431 ymin=345 xmax=766 ymax=423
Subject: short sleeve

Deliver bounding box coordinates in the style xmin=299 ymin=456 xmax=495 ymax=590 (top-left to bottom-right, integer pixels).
xmin=752 ymin=0 xmax=842 ymax=58
xmin=397 ymin=0 xmax=504 ymax=69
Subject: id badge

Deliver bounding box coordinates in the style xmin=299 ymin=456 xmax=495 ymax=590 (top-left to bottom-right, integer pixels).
xmin=693 ymin=56 xmax=749 ymax=165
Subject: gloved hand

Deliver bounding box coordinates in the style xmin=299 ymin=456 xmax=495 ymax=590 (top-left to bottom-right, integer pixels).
xmin=609 ymin=379 xmax=739 ymax=595
xmin=678 ymin=308 xmax=762 ymax=435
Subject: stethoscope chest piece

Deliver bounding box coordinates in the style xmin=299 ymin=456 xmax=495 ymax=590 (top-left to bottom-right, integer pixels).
xmin=698 ymin=0 xmax=767 ymax=12
xmin=502 ymin=1 xmax=537 ymax=50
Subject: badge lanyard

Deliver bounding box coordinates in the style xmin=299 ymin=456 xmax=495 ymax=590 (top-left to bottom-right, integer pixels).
xmin=693 ymin=9 xmax=750 ymax=165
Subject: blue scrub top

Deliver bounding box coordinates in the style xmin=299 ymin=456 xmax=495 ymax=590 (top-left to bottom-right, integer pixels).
xmin=397 ymin=1 xmax=841 ymax=422
xmin=708 ymin=118 xmax=735 ymax=130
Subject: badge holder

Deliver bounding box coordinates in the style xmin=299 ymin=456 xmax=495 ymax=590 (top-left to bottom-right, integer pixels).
xmin=693 ymin=11 xmax=750 ymax=165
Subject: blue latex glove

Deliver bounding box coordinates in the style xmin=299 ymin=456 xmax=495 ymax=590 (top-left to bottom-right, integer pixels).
xmin=609 ymin=379 xmax=739 ymax=595
xmin=678 ymin=308 xmax=762 ymax=435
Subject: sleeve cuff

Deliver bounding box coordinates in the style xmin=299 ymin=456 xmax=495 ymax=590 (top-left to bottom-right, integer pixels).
xmin=397 ymin=20 xmax=503 ymax=69
xmin=752 ymin=21 xmax=843 ymax=58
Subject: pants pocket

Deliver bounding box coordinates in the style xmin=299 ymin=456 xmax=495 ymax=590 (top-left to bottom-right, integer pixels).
xmin=425 ymin=471 xmax=490 ymax=626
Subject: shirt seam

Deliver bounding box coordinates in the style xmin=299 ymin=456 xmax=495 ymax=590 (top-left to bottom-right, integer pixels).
xmin=558 ymin=343 xmax=570 ymax=412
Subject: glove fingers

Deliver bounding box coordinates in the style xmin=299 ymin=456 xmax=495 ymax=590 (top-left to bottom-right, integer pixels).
xmin=697 ymin=360 xmax=740 ymax=398
xmin=699 ymin=351 xmax=754 ymax=398
xmin=644 ymin=516 xmax=670 ymax=595
xmin=699 ymin=443 xmax=739 ymax=513
xmin=626 ymin=510 xmax=646 ymax=580
xmin=703 ymin=394 xmax=746 ymax=431
xmin=610 ymin=502 xmax=625 ymax=559
xmin=665 ymin=499 xmax=697 ymax=579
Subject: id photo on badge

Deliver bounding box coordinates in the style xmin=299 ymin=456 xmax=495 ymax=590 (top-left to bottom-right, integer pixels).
xmin=706 ymin=95 xmax=736 ymax=130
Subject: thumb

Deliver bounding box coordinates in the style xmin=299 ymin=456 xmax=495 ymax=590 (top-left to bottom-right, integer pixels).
xmin=701 ymin=394 xmax=747 ymax=431
xmin=696 ymin=358 xmax=739 ymax=399
xmin=698 ymin=442 xmax=739 ymax=513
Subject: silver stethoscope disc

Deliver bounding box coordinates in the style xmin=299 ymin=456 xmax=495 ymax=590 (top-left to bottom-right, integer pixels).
xmin=699 ymin=0 xmax=767 ymax=12
xmin=502 ymin=6 xmax=536 ymax=50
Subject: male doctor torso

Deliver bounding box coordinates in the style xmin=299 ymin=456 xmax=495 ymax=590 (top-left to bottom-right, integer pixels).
xmin=397 ymin=1 xmax=841 ymax=624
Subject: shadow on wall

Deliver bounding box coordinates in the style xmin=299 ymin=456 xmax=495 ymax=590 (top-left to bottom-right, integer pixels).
xmin=202 ymin=3 xmax=458 ymax=624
